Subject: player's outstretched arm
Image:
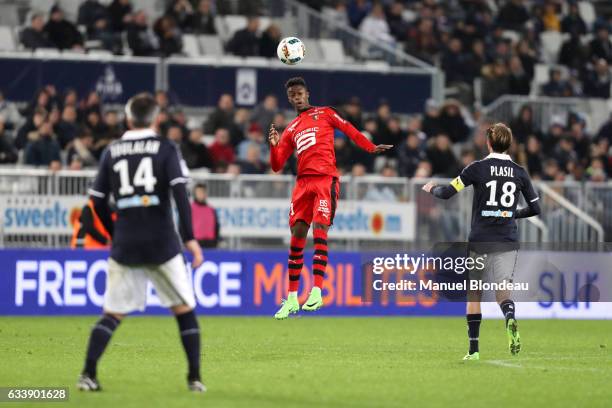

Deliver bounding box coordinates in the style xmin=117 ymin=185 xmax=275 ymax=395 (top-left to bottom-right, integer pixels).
xmin=423 ymin=181 xmax=458 ymax=200
xmin=327 ymin=108 xmax=390 ymax=153
xmin=268 ymin=124 xmax=294 ymax=172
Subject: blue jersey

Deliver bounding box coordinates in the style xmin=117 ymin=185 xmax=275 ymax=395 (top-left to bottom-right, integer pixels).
xmin=89 ymin=128 xmax=194 ymax=265
xmin=451 ymin=153 xmax=539 ymax=242
xmin=432 ymin=152 xmax=540 ymax=243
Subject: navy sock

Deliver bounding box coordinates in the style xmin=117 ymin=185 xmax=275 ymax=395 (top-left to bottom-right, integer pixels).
xmin=83 ymin=314 xmax=120 ymax=378
xmin=467 ymin=313 xmax=482 ymax=354
xmin=176 ymin=310 xmax=201 ymax=381
xmin=499 ymin=299 xmax=516 ymax=324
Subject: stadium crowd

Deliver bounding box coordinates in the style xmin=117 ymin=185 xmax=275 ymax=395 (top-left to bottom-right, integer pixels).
xmin=17 ymin=0 xmax=612 ymax=102
xmin=0 ymin=86 xmax=610 ymax=185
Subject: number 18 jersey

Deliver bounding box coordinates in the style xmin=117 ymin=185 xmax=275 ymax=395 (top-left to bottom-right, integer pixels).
xmin=89 ymin=128 xmax=190 ymax=264
xmin=451 ymin=152 xmax=539 ymax=242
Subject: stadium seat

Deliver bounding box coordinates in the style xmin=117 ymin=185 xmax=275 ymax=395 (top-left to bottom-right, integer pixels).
xmin=198 ymin=35 xmax=224 ymax=57
xmin=302 ymin=38 xmax=324 ymax=62
xmin=0 ymin=4 xmax=19 ymax=26
xmin=578 ymin=2 xmax=596 ymax=30
xmin=88 ymin=49 xmax=113 ymax=57
xmin=274 ymin=16 xmax=298 ymax=38
xmin=58 ymin=0 xmax=81 ymax=22
xmin=214 ymin=16 xmax=230 ymax=43
xmin=318 ymin=39 xmax=346 ymax=64
xmin=501 ymin=30 xmax=520 ymax=45
xmin=539 ymin=31 xmax=565 ymax=64
xmin=29 ymin=0 xmax=56 ymax=14
xmin=33 ymin=48 xmax=61 ymax=57
xmin=0 ymin=26 xmax=16 ymax=51
xmin=182 ymin=34 xmax=201 ymax=57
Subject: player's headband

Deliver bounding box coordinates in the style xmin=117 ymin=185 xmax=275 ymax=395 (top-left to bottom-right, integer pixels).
xmin=124 ymin=97 xmax=159 ymax=125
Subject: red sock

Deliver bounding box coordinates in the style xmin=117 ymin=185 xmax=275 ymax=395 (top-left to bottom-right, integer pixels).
xmin=312 ymin=229 xmax=328 ymax=288
xmin=288 ymin=236 xmax=306 ymax=292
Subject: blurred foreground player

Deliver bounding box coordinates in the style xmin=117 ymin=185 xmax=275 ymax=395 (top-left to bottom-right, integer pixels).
xmin=268 ymin=77 xmax=392 ymax=319
xmin=77 ymin=93 xmax=205 ymax=392
xmin=423 ymin=123 xmax=541 ymax=360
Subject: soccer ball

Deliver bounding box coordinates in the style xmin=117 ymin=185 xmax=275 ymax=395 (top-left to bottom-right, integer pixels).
xmin=277 ymin=37 xmax=305 ymax=65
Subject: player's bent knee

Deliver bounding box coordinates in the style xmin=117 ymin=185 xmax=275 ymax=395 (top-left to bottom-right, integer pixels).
xmin=103 ymin=311 xmax=125 ymax=321
xmin=171 ymin=304 xmax=194 ymax=316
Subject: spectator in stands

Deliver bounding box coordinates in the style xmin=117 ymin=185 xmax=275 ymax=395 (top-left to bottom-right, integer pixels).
xmin=347 ymin=0 xmax=371 ymax=28
xmin=334 ymin=133 xmax=353 ymax=174
xmin=323 ymin=0 xmax=350 ymax=31
xmin=155 ymin=90 xmax=171 ymax=110
xmin=481 ymin=60 xmax=510 ymax=105
xmin=21 ymin=13 xmax=51 ymax=50
xmin=165 ymin=0 xmax=194 ymax=30
xmin=542 ymin=158 xmax=562 ymax=180
xmin=228 ymin=108 xmax=249 ymax=146
xmin=55 ymin=105 xmax=80 ymax=149
xmin=67 ymin=131 xmax=97 ymax=168
xmin=154 ymin=15 xmax=183 ymax=56
xmin=84 ymin=110 xmax=107 ymax=141
xmin=438 ymin=100 xmax=470 ymax=143
xmin=0 ymin=91 xmax=20 ymax=129
xmin=108 ymin=0 xmax=133 ymax=32
xmin=88 ymin=14 xmax=122 ymax=54
xmin=342 ymin=97 xmax=363 ymax=129
xmin=364 ymin=165 xmax=399 ymax=201
xmin=497 ymin=0 xmax=529 ymax=31
xmin=386 ymin=1 xmax=409 ymax=42
xmin=237 ymin=123 xmax=268 ymax=162
xmin=24 ymin=121 xmax=61 ymax=169
xmin=182 ymin=129 xmax=213 ymax=170
xmin=166 ymin=125 xmax=183 ymax=144
xmin=227 ymin=17 xmax=260 ymax=57
xmin=127 ymin=10 xmax=158 ymax=56
xmin=78 ymin=0 xmax=109 ymax=28
xmin=561 ymin=2 xmax=587 ymax=36
xmin=397 ymin=131 xmax=426 ymax=177
xmin=583 ymin=59 xmax=611 ymax=99
xmin=597 ymin=113 xmax=612 ymax=141
xmin=405 ymin=17 xmax=440 ymax=64
xmin=559 ymin=32 xmax=590 ymax=71
xmin=384 ymin=117 xmax=404 ymax=155
xmin=421 ymin=99 xmax=443 ymax=138
xmin=44 ymin=5 xmax=84 ymax=50
xmin=239 ymin=144 xmax=266 ymax=174
xmin=510 ymin=105 xmax=538 ymax=145
xmin=187 ymin=0 xmax=216 ymax=34
xmin=359 ymin=3 xmax=394 ymax=45
xmin=260 ymin=24 xmax=282 ymax=58
xmin=103 ymin=110 xmax=122 ymax=140
xmin=508 ymin=56 xmax=531 ymax=96
xmin=204 ymin=93 xmax=235 ymax=134
xmin=541 ymin=68 xmax=572 ymax=97
xmin=191 ymin=183 xmax=220 ymax=248
xmin=464 ymin=39 xmax=487 ymax=83
xmin=442 ymin=38 xmax=468 ymax=85
xmin=251 ymin=95 xmax=279 ymax=130
xmin=426 ymin=133 xmax=459 ymax=177
xmin=0 ymin=120 xmax=17 ymax=164
xmin=589 ymin=23 xmax=612 ymax=63
xmin=209 ymin=128 xmax=235 ymax=166
xmin=78 ymin=91 xmax=102 ymax=118
xmin=15 ymin=107 xmax=47 ymax=150
xmin=525 ymin=135 xmax=544 ymax=177
xmin=543 ymin=121 xmax=565 ymax=154
xmin=63 ymin=88 xmax=79 ymax=109
xmin=541 ymin=2 xmax=561 ymax=32
xmin=516 ymin=38 xmax=537 ymax=80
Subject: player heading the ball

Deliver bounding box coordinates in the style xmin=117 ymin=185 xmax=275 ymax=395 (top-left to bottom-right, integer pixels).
xmin=268 ymin=77 xmax=392 ymax=319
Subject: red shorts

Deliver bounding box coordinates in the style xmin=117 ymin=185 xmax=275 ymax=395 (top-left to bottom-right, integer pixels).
xmin=289 ymin=175 xmax=339 ymax=227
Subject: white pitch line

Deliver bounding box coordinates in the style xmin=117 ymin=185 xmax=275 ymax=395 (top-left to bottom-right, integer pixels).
xmin=485 ymin=360 xmax=523 ymax=369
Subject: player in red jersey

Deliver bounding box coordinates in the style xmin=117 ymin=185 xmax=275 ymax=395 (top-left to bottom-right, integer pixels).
xmin=268 ymin=77 xmax=392 ymax=319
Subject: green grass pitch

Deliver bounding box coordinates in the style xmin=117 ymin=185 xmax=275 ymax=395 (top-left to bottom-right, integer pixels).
xmin=0 ymin=316 xmax=610 ymax=408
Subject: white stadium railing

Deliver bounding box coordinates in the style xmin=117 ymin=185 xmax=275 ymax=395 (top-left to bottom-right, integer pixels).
xmin=0 ymin=169 xmax=606 ymax=249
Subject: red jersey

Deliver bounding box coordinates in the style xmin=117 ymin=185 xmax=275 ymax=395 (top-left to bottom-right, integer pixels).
xmin=270 ymin=106 xmax=376 ymax=177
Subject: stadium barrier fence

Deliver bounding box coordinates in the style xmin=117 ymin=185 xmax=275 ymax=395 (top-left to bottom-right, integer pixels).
xmin=0 ymin=169 xmax=607 ymax=248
